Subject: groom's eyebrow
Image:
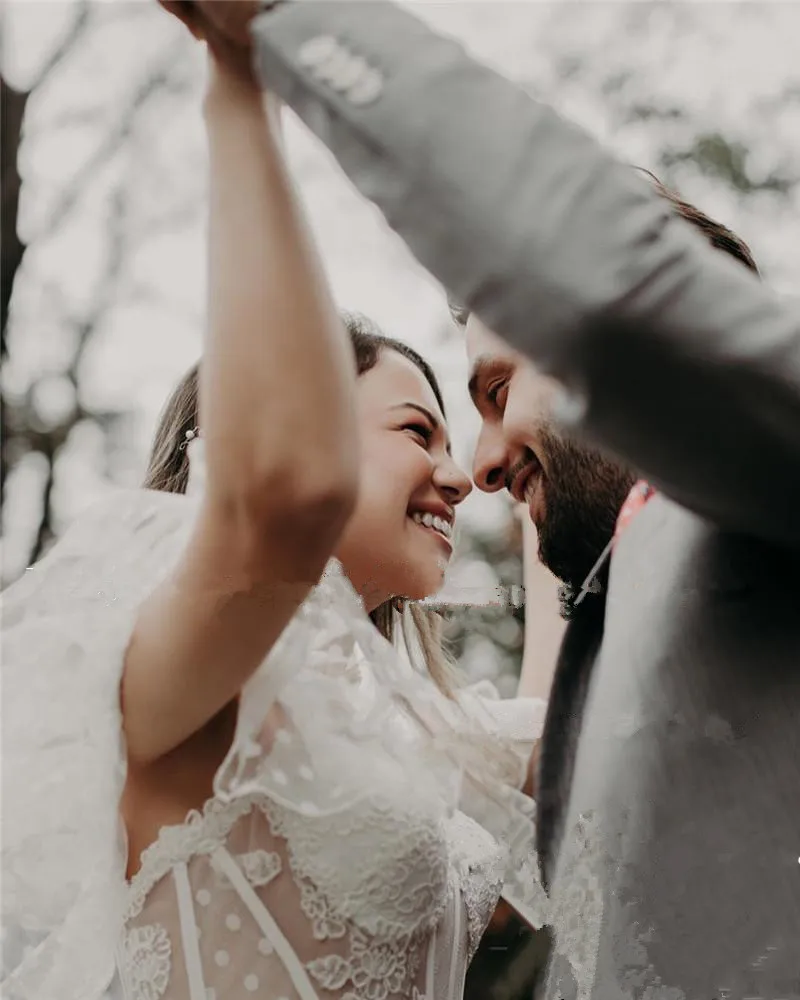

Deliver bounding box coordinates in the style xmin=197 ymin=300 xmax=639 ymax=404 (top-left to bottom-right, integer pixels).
xmin=467 ymin=356 xmax=494 ymax=405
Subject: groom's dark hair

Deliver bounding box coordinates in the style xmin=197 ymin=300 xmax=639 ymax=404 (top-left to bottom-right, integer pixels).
xmin=636 ymin=168 xmax=759 ymax=275
xmin=449 ymin=168 xmax=759 ymax=326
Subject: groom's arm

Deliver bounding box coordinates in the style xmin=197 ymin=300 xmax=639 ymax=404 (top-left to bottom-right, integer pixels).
xmin=251 ymin=1 xmax=800 ymax=546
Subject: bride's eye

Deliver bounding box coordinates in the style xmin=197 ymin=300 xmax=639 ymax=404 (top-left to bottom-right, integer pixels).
xmin=404 ymin=423 xmax=433 ymax=447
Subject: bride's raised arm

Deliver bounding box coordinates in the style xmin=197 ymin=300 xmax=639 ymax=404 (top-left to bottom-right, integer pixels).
xmin=121 ymin=58 xmax=358 ymax=766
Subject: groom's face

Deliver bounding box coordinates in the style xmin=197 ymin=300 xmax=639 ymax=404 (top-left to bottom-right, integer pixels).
xmin=465 ymin=317 xmax=635 ymax=588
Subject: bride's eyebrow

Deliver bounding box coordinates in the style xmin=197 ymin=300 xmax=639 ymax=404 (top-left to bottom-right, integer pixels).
xmin=390 ymin=402 xmax=452 ymax=456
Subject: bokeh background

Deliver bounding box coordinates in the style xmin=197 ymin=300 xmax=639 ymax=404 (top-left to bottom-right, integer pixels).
xmin=3 ymin=1 xmax=800 ymax=703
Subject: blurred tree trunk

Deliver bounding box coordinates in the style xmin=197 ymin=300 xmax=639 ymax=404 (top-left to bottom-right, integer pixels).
xmin=1 ymin=76 xmax=27 ymax=353
xmin=1 ymin=76 xmax=29 ymax=509
xmin=1 ymin=4 xmax=90 ymax=530
xmin=1 ymin=6 xmax=194 ymax=582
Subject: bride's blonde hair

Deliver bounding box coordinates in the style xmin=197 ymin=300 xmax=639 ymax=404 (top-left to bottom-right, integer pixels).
xmin=143 ymin=314 xmax=457 ymax=697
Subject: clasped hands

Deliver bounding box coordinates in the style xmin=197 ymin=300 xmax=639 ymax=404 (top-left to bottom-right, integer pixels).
xmin=158 ymin=0 xmax=262 ymax=81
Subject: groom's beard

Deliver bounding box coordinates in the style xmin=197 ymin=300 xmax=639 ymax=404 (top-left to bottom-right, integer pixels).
xmin=533 ymin=427 xmax=636 ymax=590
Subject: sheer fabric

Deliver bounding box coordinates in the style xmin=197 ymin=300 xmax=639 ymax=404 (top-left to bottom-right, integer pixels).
xmin=2 ymin=441 xmax=547 ymax=1000
xmin=1 ymin=488 xmax=196 ymax=1000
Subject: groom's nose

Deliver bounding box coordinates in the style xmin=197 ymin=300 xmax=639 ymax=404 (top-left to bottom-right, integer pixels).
xmin=472 ymin=422 xmax=508 ymax=493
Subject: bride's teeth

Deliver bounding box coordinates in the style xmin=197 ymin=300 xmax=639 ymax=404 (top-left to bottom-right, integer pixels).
xmin=410 ymin=511 xmax=452 ymax=539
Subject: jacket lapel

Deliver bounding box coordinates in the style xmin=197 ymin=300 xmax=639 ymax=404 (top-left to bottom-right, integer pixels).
xmin=535 ymin=595 xmax=605 ymax=891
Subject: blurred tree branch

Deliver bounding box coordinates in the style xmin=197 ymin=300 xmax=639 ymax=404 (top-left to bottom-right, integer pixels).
xmin=1 ymin=3 xmax=90 ymax=348
xmin=2 ymin=3 xmax=92 ymax=525
xmin=36 ymin=40 xmax=187 ymax=241
xmin=660 ymin=132 xmax=798 ymax=196
xmin=2 ymin=5 xmax=195 ymax=580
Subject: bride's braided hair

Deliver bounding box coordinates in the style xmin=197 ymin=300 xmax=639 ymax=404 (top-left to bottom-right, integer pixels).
xmin=143 ymin=312 xmax=457 ymax=697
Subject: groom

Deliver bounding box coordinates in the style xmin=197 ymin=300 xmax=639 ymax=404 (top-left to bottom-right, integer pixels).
xmin=457 ymin=190 xmax=770 ymax=989
xmin=160 ymin=3 xmax=800 ymax=998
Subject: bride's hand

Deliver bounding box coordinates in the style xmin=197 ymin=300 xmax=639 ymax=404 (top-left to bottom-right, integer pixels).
xmin=158 ymin=0 xmax=257 ymax=88
xmin=160 ymin=1 xmax=260 ymax=45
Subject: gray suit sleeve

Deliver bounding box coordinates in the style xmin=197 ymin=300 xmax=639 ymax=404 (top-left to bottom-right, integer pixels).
xmin=251 ymin=1 xmax=800 ymax=546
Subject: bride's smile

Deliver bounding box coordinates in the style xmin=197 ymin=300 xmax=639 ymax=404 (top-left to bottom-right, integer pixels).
xmin=333 ymin=335 xmax=471 ymax=611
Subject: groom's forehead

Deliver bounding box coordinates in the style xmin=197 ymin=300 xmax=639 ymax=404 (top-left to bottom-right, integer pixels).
xmin=464 ymin=315 xmax=519 ymax=370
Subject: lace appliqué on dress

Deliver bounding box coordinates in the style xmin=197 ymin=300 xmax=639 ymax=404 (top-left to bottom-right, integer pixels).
xmin=126 ymin=789 xmax=441 ymax=1000
xmin=119 ymin=923 xmax=172 ymax=1000
xmin=299 ymin=879 xmax=347 ymax=940
xmin=127 ymin=795 xmax=264 ymax=921
xmin=275 ymin=796 xmax=434 ymax=1000
xmin=446 ymin=812 xmax=507 ymax=961
xmin=306 ymin=926 xmax=425 ymax=1000
xmin=262 ymin=774 xmax=449 ymax=943
xmin=236 ymin=849 xmax=282 ymax=887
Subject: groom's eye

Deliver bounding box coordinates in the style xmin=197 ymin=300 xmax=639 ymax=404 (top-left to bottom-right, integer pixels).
xmin=486 ymin=380 xmax=507 ymax=409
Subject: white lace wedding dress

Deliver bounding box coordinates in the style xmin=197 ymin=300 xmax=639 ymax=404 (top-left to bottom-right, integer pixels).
xmin=1 ymin=442 xmax=548 ymax=1000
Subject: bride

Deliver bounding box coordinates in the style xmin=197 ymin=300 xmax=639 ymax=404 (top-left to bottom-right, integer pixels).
xmin=1 ymin=32 xmax=547 ymax=1000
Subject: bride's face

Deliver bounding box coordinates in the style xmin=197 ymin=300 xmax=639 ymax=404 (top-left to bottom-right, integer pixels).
xmin=335 ymin=348 xmax=471 ymax=610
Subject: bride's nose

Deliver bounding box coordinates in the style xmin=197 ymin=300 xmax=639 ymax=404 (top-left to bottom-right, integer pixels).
xmin=434 ymin=456 xmax=472 ymax=506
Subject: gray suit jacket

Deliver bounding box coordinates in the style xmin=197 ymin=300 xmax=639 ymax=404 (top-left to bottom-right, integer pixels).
xmin=251 ymin=4 xmax=800 ymax=998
